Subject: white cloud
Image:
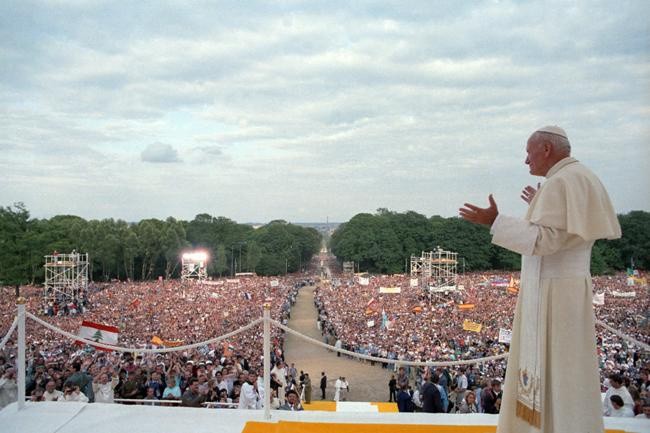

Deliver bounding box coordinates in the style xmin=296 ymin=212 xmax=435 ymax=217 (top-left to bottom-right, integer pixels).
xmin=141 ymin=142 xmax=181 ymax=163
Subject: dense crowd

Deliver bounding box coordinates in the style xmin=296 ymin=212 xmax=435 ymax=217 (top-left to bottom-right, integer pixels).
xmin=0 ymin=275 xmax=312 ymax=410
xmin=0 ymin=262 xmax=648 ymax=418
xmin=315 ymin=262 xmax=649 ymax=417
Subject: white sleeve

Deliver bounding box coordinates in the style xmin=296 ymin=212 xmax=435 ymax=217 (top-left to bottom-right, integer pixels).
xmin=491 ymin=214 xmax=586 ymax=257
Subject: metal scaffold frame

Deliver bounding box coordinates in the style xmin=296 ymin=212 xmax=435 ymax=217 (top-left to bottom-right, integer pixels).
xmin=410 ymin=247 xmax=459 ymax=293
xmin=43 ymin=252 xmax=89 ymax=305
xmin=181 ymin=252 xmax=208 ymax=282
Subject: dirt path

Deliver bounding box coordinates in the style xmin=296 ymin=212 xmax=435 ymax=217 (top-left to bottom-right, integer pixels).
xmin=283 ymin=284 xmax=394 ymax=402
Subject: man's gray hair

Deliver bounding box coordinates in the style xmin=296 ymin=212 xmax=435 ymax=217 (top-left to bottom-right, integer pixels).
xmin=533 ymin=131 xmax=571 ymax=156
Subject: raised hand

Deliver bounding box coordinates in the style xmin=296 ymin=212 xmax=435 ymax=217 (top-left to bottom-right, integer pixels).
xmin=459 ymin=194 xmax=499 ymax=226
xmin=521 ymin=182 xmax=541 ymax=204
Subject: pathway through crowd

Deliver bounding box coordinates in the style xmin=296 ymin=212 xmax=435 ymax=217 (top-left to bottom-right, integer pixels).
xmin=283 ymin=283 xmax=394 ymax=403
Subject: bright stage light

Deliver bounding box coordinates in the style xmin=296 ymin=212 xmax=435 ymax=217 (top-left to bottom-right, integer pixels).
xmin=182 ymin=251 xmax=209 ymax=262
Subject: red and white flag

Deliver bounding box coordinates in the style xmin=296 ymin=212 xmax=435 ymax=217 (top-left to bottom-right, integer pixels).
xmin=77 ymin=320 xmax=119 ymax=350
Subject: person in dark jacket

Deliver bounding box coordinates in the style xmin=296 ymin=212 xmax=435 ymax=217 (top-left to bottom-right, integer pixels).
xmin=421 ymin=372 xmax=444 ymax=413
xmin=389 ymin=375 xmax=397 ymax=402
xmin=396 ymin=384 xmax=414 ymax=412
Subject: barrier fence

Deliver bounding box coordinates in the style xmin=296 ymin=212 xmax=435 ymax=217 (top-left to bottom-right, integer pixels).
xmin=1 ymin=298 xmax=648 ymax=420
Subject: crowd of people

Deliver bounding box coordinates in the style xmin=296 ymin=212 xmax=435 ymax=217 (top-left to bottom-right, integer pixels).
xmin=0 ymin=275 xmax=313 ymax=410
xmin=0 ymin=262 xmax=648 ymax=419
xmin=315 ymin=265 xmax=649 ymax=417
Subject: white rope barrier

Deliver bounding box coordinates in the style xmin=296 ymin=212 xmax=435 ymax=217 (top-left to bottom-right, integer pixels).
xmin=0 ymin=317 xmax=18 ymax=350
xmin=26 ymin=312 xmax=264 ymax=354
xmin=595 ymin=319 xmax=650 ymax=352
xmin=271 ymin=320 xmax=509 ymax=367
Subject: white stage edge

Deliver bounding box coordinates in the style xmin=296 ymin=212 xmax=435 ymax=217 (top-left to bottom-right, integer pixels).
xmin=0 ymin=402 xmax=646 ymax=433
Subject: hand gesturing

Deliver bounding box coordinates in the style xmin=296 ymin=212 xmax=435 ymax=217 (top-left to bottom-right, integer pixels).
xmin=520 ymin=182 xmax=540 ymax=204
xmin=459 ymin=194 xmax=499 ymax=226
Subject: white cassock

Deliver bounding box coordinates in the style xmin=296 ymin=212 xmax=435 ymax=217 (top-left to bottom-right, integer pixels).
xmin=490 ymin=157 xmax=621 ymax=433
xmin=334 ymin=379 xmax=342 ymax=402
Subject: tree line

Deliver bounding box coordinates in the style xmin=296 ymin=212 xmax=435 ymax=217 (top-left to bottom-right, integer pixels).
xmin=330 ymin=208 xmax=650 ymax=275
xmin=0 ymin=203 xmax=322 ymax=285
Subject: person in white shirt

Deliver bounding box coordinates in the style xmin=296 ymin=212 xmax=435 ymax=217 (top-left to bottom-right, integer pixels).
xmin=603 ymin=374 xmax=634 ymax=416
xmin=608 ymin=395 xmax=634 ymax=418
xmin=58 ymin=385 xmax=89 ymax=402
xmin=334 ymin=377 xmax=343 ymax=402
xmin=43 ymin=380 xmax=64 ymax=402
xmin=238 ymin=372 xmax=260 ymax=410
xmin=93 ymin=373 xmax=119 ymax=403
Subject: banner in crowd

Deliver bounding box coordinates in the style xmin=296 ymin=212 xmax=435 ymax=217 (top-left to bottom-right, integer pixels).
xmin=270 ymin=280 xmax=280 ymax=287
xmin=412 ymin=306 xmax=423 ymax=313
xmin=592 ymin=292 xmax=605 ymax=305
xmin=462 ymin=319 xmax=482 ymax=333
xmin=129 ymin=298 xmax=141 ymax=309
xmin=491 ymin=278 xmax=509 ymax=288
xmin=379 ymin=287 xmax=401 ymax=294
xmin=359 ymin=276 xmax=370 ymax=286
xmin=498 ymin=328 xmax=512 ymax=344
xmin=223 ymin=341 xmax=235 ymax=357
xmin=367 ymin=320 xmax=375 ymax=328
xmin=203 ymin=281 xmax=224 ymax=286
xmin=611 ymin=290 xmax=636 ymax=298
xmin=226 ymin=279 xmax=240 ymax=284
xmin=507 ymin=286 xmax=519 ymax=295
xmin=151 ymin=336 xmax=184 ymax=347
xmin=458 ymin=303 xmax=475 ymax=310
xmin=77 ymin=321 xmax=119 ymax=350
xmin=410 ymin=278 xmax=418 ymax=287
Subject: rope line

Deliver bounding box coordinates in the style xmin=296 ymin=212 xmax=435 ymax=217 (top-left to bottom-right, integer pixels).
xmin=26 ymin=312 xmax=263 ymax=354
xmin=595 ymin=319 xmax=650 ymax=352
xmin=272 ymin=319 xmax=509 ymax=367
xmin=0 ymin=317 xmax=18 ymax=351
xmin=8 ymin=313 xmax=646 ymax=360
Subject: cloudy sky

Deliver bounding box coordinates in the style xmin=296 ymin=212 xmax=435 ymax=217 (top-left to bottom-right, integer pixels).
xmin=1 ymin=1 xmax=648 ymax=224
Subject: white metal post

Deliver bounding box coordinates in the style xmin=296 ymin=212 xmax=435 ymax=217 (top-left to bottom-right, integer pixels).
xmin=17 ymin=297 xmax=26 ymax=410
xmin=263 ymin=303 xmax=271 ymax=421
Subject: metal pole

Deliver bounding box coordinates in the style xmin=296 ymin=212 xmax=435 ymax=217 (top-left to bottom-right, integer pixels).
xmin=17 ymin=297 xmax=26 ymax=410
xmin=231 ymin=245 xmax=234 ymax=276
xmin=263 ymin=303 xmax=271 ymax=421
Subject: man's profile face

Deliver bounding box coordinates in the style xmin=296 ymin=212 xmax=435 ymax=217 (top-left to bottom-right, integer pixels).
xmin=525 ymin=136 xmax=548 ymax=176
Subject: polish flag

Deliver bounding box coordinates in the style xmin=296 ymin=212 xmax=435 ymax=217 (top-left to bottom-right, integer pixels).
xmin=77 ymin=321 xmax=119 ymax=351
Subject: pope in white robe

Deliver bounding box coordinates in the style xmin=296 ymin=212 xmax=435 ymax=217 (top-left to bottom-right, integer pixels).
xmin=460 ymin=126 xmax=621 ymax=433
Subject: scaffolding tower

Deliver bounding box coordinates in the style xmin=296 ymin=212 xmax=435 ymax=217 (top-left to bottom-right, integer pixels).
xmin=44 ymin=252 xmax=89 ymax=305
xmin=410 ymin=247 xmax=458 ymax=293
xmin=181 ymin=252 xmax=208 ymax=282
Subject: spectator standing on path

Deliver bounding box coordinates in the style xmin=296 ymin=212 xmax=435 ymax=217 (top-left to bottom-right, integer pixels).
xmin=397 ymin=384 xmax=414 ymax=412
xmin=389 ymin=374 xmax=397 ymax=402
xmin=459 ymin=125 xmax=621 ymax=433
xmin=320 ymin=372 xmax=327 ymax=400
xmin=421 ymin=371 xmax=444 ymax=413
xmin=302 ymin=373 xmax=312 ymax=404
